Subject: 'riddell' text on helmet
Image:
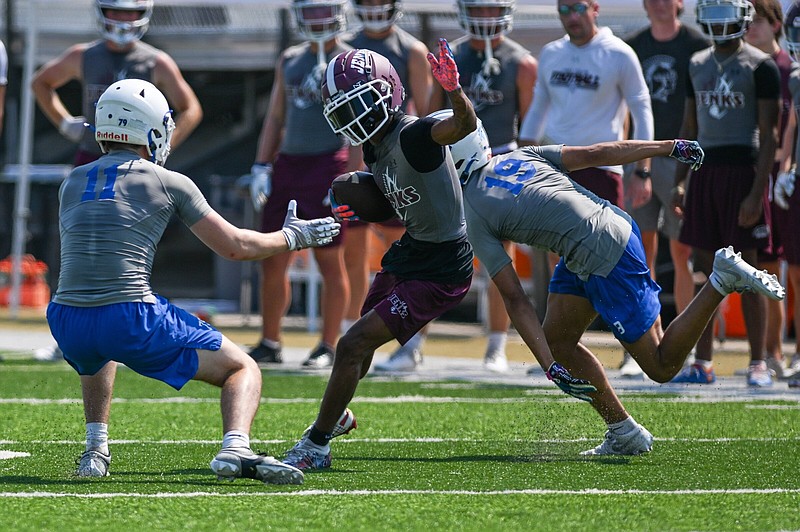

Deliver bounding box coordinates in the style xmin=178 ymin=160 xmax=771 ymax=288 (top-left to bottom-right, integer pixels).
xmin=457 ymin=0 xmax=515 ymax=40
xmin=96 ymin=0 xmax=153 ymax=46
xmin=95 ymin=79 xmax=175 ymax=166
xmin=696 ymin=0 xmax=754 ymax=42
xmin=428 ymin=109 xmax=491 ymax=183
xmin=322 ymin=49 xmax=406 ymax=145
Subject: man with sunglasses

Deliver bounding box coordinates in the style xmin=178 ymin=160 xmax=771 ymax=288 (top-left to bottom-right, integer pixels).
xmin=520 ymin=0 xmax=653 ymax=214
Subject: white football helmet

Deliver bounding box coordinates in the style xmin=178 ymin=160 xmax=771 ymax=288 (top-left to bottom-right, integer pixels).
xmin=96 ymin=0 xmax=153 ymax=46
xmin=457 ymin=0 xmax=515 ymax=40
xmin=352 ymin=0 xmax=402 ymax=33
xmin=785 ymin=2 xmax=800 ymax=61
xmin=696 ymin=0 xmax=754 ymax=42
xmin=95 ymin=79 xmax=175 ymax=166
xmin=293 ymin=0 xmax=349 ymax=41
xmin=428 ymin=109 xmax=491 ymax=182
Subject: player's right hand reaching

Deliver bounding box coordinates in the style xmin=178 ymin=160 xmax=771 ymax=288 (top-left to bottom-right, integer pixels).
xmin=546 ymin=362 xmax=597 ymax=402
xmin=281 ymin=200 xmax=341 ymax=250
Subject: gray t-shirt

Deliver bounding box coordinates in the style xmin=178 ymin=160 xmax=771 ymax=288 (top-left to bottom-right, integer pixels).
xmin=54 ymin=150 xmax=211 ymax=306
xmin=789 ymin=64 xmax=800 ymax=160
xmin=80 ymin=40 xmax=160 ymax=154
xmin=463 ymin=145 xmax=632 ymax=279
xmin=364 ymin=114 xmax=473 ymax=283
xmin=688 ymin=43 xmax=776 ymax=150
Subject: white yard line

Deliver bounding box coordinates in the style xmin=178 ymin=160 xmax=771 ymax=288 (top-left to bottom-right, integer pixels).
xmin=1 ymin=488 xmax=799 ymax=498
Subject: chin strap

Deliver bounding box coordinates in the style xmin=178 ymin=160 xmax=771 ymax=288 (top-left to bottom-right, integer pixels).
xmin=316 ymin=40 xmax=328 ymax=77
xmin=482 ymin=38 xmax=501 ymax=77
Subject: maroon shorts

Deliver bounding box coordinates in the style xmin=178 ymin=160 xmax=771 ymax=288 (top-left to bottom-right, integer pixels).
xmin=759 ymin=163 xmax=786 ymax=263
xmin=74 ymin=150 xmax=101 ymax=167
xmin=679 ymin=162 xmax=770 ymax=252
xmin=362 ymin=271 xmax=471 ymax=345
xmin=568 ymin=167 xmax=624 ymax=208
xmin=778 ymin=177 xmax=800 ymax=265
xmin=260 ymin=148 xmax=349 ymax=246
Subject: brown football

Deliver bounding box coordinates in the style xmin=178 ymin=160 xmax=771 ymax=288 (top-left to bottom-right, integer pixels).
xmin=330 ymin=171 xmax=396 ymax=223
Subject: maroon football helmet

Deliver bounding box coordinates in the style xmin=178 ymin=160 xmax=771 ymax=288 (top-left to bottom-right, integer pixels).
xmin=322 ymin=49 xmax=406 ymax=145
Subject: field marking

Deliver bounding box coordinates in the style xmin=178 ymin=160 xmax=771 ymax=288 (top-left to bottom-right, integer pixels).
xmin=1 ymin=394 xmax=800 ymax=406
xmin=0 ymin=451 xmax=30 ymax=460
xmin=1 ymin=488 xmax=799 ymax=499
xmin=3 ymin=436 xmax=800 ymax=446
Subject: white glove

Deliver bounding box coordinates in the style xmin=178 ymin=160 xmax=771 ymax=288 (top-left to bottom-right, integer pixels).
xmin=774 ymin=170 xmax=796 ymax=210
xmin=59 ymin=116 xmax=87 ymax=143
xmin=281 ymin=199 xmax=341 ymax=251
xmin=249 ymin=163 xmax=273 ymax=211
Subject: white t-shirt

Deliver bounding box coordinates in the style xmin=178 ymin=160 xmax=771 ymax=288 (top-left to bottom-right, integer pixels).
xmin=519 ymin=27 xmax=653 ymax=174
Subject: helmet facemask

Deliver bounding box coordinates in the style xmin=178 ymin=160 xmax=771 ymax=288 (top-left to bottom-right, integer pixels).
xmin=785 ymin=5 xmax=800 ymax=61
xmin=696 ymin=0 xmax=754 ymax=43
xmin=294 ymin=0 xmax=348 ymax=41
xmin=324 ymin=80 xmax=393 ymax=145
xmin=456 ymin=0 xmax=515 ymax=40
xmin=95 ymin=0 xmax=153 ymax=46
xmin=353 ymin=0 xmax=401 ymax=33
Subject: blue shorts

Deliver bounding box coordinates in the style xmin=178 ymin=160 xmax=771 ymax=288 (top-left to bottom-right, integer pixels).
xmin=548 ymin=224 xmax=662 ymax=343
xmin=47 ymin=295 xmax=222 ymax=390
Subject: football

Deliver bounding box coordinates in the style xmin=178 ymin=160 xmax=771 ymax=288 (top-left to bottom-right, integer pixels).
xmin=330 ymin=171 xmax=396 ymax=223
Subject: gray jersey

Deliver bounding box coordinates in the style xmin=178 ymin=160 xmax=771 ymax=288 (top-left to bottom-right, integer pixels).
xmin=364 ymin=114 xmax=472 ymax=283
xmin=451 ymin=37 xmax=530 ymax=150
xmin=80 ymin=40 xmax=159 ymax=154
xmin=54 ymin=150 xmax=211 ymax=306
xmin=280 ymin=41 xmax=351 ymax=155
xmin=464 ymin=146 xmax=632 ymax=279
xmin=346 ymin=27 xmax=420 ymax=113
xmin=689 ymin=43 xmax=773 ymax=150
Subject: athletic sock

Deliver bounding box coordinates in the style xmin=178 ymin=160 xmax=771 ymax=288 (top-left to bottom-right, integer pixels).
xmin=261 ymin=338 xmax=281 ymax=350
xmin=308 ymin=425 xmax=332 ymax=447
xmin=222 ymin=430 xmax=250 ymax=450
xmin=486 ymin=332 xmax=508 ymax=353
xmin=86 ymin=422 xmax=109 ymax=455
xmin=404 ymin=331 xmax=425 ymax=352
xmin=607 ymin=416 xmax=636 ymax=435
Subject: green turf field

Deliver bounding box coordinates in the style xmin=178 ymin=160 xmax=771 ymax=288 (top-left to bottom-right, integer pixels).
xmin=1 ymin=360 xmax=799 ymax=531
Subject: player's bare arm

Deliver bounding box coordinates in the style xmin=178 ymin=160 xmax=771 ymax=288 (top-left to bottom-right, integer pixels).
xmin=561 ymin=139 xmax=704 ymax=173
xmin=407 ymin=40 xmax=434 ymax=116
xmin=31 ymin=44 xmax=87 ymax=127
xmin=516 ymin=53 xmax=538 ymax=119
xmin=739 ymin=97 xmax=779 ymax=228
xmin=152 ymin=52 xmax=203 ymax=148
xmin=671 ymin=97 xmax=698 ymax=218
xmin=427 ymin=39 xmax=477 ymax=145
xmin=255 ymin=56 xmax=287 ymax=164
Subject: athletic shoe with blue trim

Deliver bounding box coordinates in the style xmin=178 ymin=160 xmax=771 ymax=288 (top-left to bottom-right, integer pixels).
xmin=671 ymin=363 xmax=716 ymax=384
xmin=283 ymin=439 xmax=332 ymax=471
xmin=746 ymin=362 xmax=773 ymax=388
xmin=210 ymin=447 xmax=304 ymax=485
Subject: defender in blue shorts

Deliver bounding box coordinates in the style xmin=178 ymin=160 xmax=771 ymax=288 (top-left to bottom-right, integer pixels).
xmin=449 ymin=117 xmax=785 ymax=456
xmin=48 ymin=79 xmax=340 ymax=483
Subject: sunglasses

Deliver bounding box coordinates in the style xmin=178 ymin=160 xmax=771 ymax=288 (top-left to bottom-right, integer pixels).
xmin=557 ymin=3 xmax=592 ymax=16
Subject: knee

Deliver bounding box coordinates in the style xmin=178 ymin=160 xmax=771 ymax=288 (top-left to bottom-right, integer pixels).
xmin=335 ymin=330 xmax=371 ymax=365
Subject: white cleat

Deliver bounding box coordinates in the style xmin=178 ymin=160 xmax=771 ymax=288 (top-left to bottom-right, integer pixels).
xmin=374 ymin=345 xmax=421 ymax=372
xmin=483 ymin=349 xmax=509 ymax=373
xmin=75 ymin=450 xmax=111 ymax=477
xmin=301 ymin=408 xmax=358 ymax=440
xmin=709 ymin=246 xmax=785 ymax=301
xmin=210 ymin=447 xmax=304 ymax=485
xmin=581 ymin=423 xmax=653 ymax=456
